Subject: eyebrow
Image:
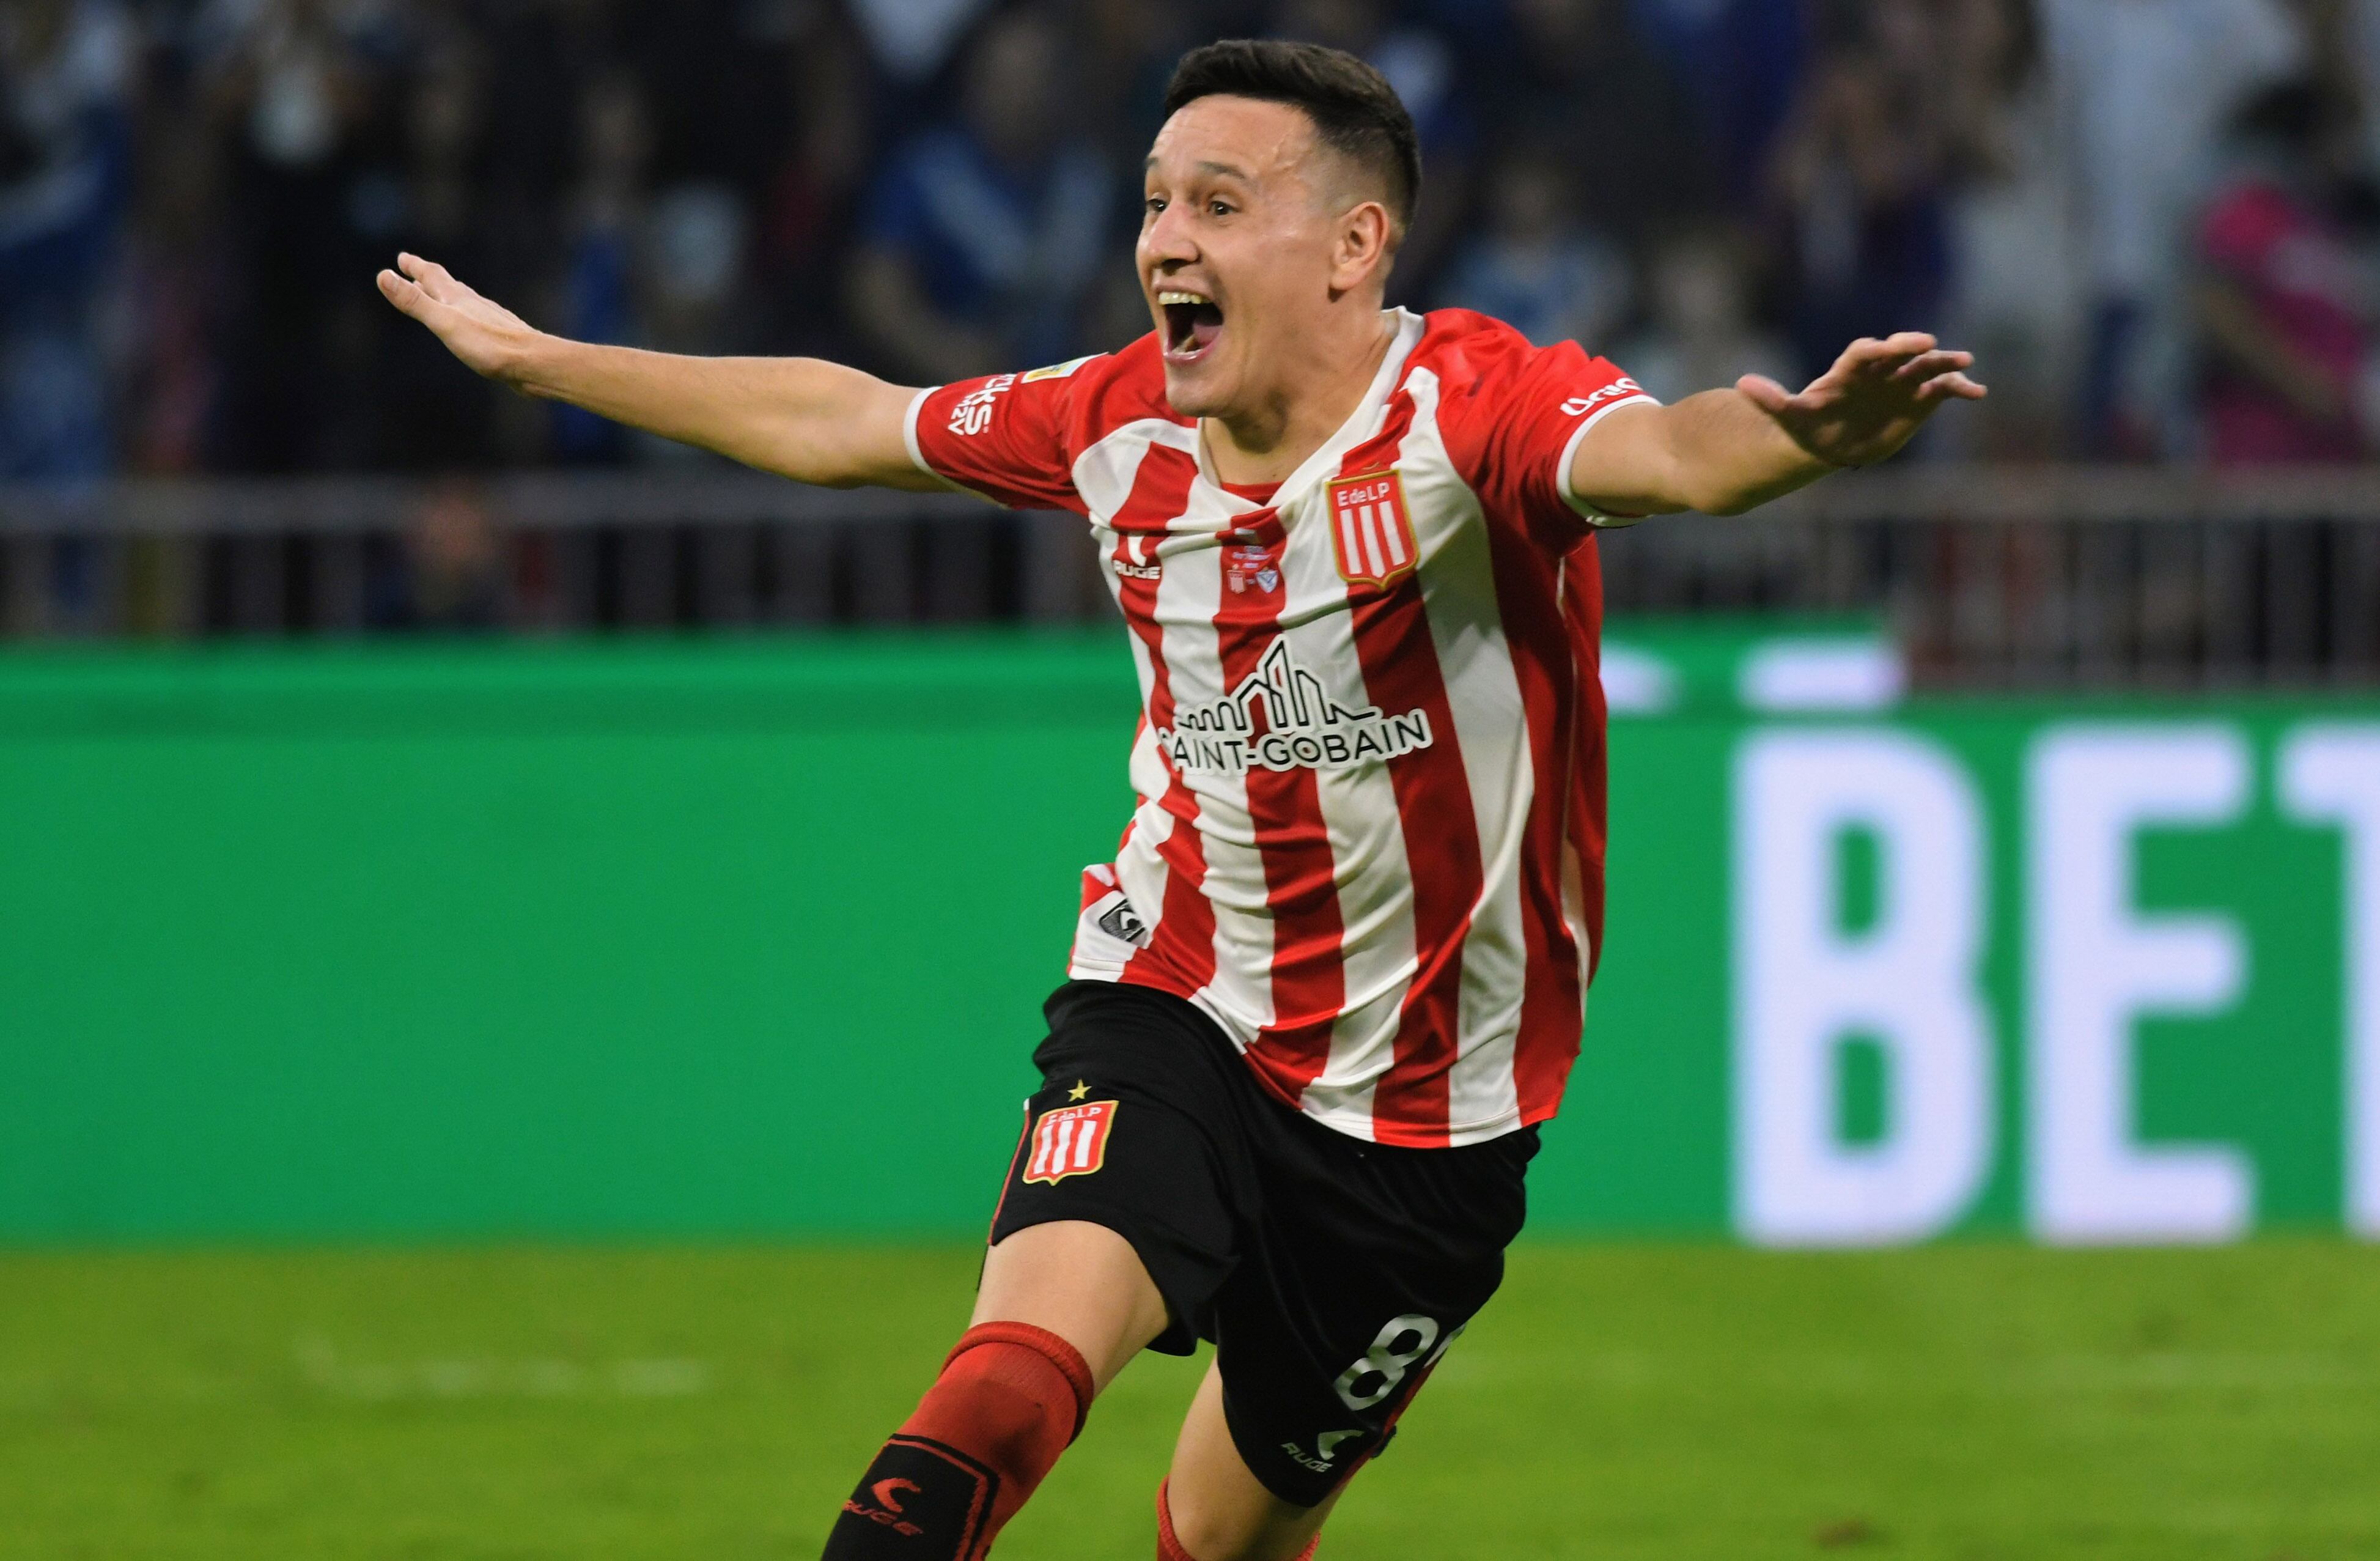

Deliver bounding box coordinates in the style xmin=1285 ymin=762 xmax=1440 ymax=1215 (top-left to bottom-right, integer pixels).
xmin=1143 ymin=156 xmax=1255 ymax=182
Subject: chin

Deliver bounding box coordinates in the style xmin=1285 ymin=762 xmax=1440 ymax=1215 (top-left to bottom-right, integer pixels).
xmin=1160 ymin=362 xmax=1234 ymax=421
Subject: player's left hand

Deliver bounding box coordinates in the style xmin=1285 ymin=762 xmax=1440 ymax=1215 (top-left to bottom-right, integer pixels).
xmin=1737 ymin=333 xmax=1988 ymax=469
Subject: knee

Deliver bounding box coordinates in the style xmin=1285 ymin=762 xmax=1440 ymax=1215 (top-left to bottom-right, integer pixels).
xmin=1159 ymin=1479 xmax=1319 ymax=1561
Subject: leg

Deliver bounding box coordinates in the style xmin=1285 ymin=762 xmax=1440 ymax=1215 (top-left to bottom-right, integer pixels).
xmin=971 ymin=1219 xmax=1171 ymax=1391
xmin=821 ymin=1222 xmax=1171 ymax=1561
xmin=1157 ymin=1362 xmax=1339 ymax=1561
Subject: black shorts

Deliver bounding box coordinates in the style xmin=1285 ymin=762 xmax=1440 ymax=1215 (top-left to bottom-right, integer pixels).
xmin=986 ymin=980 xmax=1538 ymax=1507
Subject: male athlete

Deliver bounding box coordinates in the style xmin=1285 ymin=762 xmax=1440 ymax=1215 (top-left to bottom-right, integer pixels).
xmin=381 ymin=39 xmax=1983 ymax=1561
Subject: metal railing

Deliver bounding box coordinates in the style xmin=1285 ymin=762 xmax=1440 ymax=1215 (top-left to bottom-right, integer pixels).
xmin=1601 ymin=466 xmax=2380 ymax=690
xmin=2 ymin=465 xmax=2375 ymax=689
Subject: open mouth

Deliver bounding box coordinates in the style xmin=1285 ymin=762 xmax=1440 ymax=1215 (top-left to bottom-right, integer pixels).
xmin=1160 ymin=289 xmax=1225 ymax=362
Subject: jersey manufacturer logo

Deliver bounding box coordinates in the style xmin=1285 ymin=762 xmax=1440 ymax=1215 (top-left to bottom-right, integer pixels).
xmin=1327 ymin=471 xmax=1418 ymax=591
xmin=1024 ymin=1100 xmax=1118 ymax=1184
xmin=1111 ymin=534 xmax=1162 ymax=581
xmin=1561 ymin=378 xmax=1644 ymax=418
xmin=1155 ymin=638 xmax=1434 ymax=776
xmin=948 ymin=375 xmax=1017 ymax=437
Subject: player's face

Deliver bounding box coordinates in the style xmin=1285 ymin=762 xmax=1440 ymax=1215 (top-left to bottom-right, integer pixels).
xmin=1138 ymin=97 xmax=1366 ymax=419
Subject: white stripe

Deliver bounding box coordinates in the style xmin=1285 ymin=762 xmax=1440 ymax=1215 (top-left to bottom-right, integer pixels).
xmin=1338 ymin=510 xmax=1365 ymax=579
xmin=901 ymin=386 xmax=935 ymax=474
xmin=1382 ymin=505 xmax=1410 ymax=568
xmin=1075 ymin=1117 xmax=1100 ymax=1169
xmin=1360 ymin=507 xmax=1388 ymax=579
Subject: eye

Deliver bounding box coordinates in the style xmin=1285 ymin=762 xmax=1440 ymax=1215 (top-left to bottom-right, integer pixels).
xmin=1209 ymin=200 xmax=1234 ymax=217
xmin=1145 ymin=196 xmax=1166 ymax=216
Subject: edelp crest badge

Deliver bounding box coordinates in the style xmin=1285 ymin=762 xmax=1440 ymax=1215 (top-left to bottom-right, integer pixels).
xmin=1023 ymin=1100 xmax=1118 ymax=1184
xmin=1327 ymin=471 xmax=1418 ymax=591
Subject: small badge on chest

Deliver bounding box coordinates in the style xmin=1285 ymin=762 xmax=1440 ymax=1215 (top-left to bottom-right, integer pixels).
xmin=1327 ymin=470 xmax=1418 ymax=591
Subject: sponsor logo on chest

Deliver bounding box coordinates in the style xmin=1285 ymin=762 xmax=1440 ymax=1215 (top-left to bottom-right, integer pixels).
xmin=1156 ymin=639 xmax=1435 ymax=777
xmin=1327 ymin=470 xmax=1419 ymax=591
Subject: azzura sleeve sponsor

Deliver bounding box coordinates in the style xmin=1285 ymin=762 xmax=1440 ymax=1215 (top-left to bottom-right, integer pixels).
xmin=907 ymin=355 xmax=1101 ymax=514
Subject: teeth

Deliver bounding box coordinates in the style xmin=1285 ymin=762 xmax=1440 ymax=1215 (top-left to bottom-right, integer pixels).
xmin=1158 ymin=291 xmax=1212 ymax=306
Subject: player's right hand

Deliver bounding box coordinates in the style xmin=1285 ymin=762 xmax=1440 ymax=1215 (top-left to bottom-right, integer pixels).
xmin=377 ymin=253 xmax=542 ymax=387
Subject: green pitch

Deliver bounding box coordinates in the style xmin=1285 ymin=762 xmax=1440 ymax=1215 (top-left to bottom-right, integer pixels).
xmin=4 ymin=1242 xmax=2376 ymax=1560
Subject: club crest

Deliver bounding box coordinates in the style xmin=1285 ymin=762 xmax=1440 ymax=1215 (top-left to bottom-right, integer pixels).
xmin=1327 ymin=471 xmax=1418 ymax=591
xmin=1023 ymin=1100 xmax=1118 ymax=1184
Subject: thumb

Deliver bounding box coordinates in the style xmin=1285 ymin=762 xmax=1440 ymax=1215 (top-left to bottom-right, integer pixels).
xmin=1736 ymin=374 xmax=1796 ymax=416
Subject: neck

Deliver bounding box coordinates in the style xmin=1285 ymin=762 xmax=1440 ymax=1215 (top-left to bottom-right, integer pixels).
xmin=1203 ymin=308 xmax=1398 ymax=486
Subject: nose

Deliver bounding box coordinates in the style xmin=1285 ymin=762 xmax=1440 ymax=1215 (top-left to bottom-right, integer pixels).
xmin=1139 ymin=200 xmax=1198 ymax=273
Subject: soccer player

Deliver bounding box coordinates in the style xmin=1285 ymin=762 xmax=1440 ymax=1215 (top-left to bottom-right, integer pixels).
xmin=380 ymin=39 xmax=1983 ymax=1561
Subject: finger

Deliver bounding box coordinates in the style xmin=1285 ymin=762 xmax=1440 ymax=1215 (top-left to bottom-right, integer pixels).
xmin=400 ymin=253 xmax=460 ymax=301
xmin=1736 ymin=373 xmax=1796 ymax=414
xmin=1892 ymin=350 xmax=1975 ymax=382
xmin=1846 ymin=333 xmax=1939 ymax=379
xmin=1916 ymin=372 xmax=1989 ymax=402
xmin=378 ymin=268 xmax=427 ymax=316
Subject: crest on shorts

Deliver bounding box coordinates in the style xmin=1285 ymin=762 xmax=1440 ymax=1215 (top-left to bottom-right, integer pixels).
xmin=1327 ymin=471 xmax=1418 ymax=591
xmin=1023 ymin=1100 xmax=1118 ymax=1184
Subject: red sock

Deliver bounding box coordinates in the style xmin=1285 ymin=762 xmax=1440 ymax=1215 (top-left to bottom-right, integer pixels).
xmin=1155 ymin=1478 xmax=1321 ymax=1561
xmin=823 ymin=1323 xmax=1093 ymax=1560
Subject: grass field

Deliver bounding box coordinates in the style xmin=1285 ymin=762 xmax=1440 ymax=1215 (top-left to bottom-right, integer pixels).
xmin=4 ymin=1242 xmax=2378 ymax=1560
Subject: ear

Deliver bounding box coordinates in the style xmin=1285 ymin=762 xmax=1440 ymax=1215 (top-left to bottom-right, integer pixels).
xmin=1327 ymin=200 xmax=1396 ymax=297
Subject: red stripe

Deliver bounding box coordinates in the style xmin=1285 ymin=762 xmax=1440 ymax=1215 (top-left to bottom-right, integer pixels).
xmin=1486 ymin=523 xmax=1593 ymax=1126
xmin=1108 ymin=444 xmax=1217 ymax=998
xmin=1339 ymin=393 xmax=1478 ymax=1146
xmin=1215 ymin=513 xmax=1344 ymax=1098
xmin=1561 ymin=537 xmax=1610 ymax=980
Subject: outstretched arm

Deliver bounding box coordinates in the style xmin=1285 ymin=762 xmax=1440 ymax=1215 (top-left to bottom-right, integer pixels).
xmin=376 ymin=254 xmax=945 ymax=491
xmin=1571 ymin=333 xmax=1987 ymax=518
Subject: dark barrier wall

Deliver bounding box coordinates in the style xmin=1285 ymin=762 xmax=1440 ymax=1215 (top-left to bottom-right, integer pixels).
xmin=2 ymin=635 xmax=2374 ymax=1244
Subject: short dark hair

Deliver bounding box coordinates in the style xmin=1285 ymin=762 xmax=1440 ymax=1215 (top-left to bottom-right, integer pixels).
xmin=1162 ymin=40 xmax=1421 ymax=232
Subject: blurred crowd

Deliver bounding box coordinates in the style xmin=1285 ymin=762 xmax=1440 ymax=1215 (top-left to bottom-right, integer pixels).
xmin=5 ymin=0 xmax=2380 ymax=484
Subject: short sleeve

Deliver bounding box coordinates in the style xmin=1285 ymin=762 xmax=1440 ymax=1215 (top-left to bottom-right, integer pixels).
xmin=907 ymin=357 xmax=1102 ymax=514
xmin=1460 ymin=337 xmax=1658 ymax=548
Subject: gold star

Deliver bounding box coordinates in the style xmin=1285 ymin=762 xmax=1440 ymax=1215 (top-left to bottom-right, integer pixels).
xmin=1067 ymin=1080 xmax=1091 ymax=1102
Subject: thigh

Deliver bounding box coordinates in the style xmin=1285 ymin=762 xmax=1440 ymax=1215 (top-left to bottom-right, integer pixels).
xmin=986 ymin=982 xmax=1260 ymax=1357
xmin=974 ymin=1221 xmax=1170 ymax=1393
xmin=1208 ymin=1125 xmax=1536 ymax=1508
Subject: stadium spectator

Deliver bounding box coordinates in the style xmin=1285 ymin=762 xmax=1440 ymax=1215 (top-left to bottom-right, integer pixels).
xmin=548 ymin=68 xmax=645 ymax=465
xmin=2192 ymin=80 xmax=2379 ymax=463
xmin=199 ymin=0 xmax=401 ymax=471
xmin=0 ymin=0 xmax=135 ymax=481
xmin=1492 ymin=0 xmax=1718 ymax=243
xmin=1436 ymin=146 xmax=1631 ymax=350
xmin=1941 ymin=0 xmax=2085 ymax=457
xmin=1614 ymin=226 xmax=1794 ymax=408
xmin=1770 ymin=0 xmax=1957 ymax=388
xmin=846 ymin=5 xmax=1113 ymax=383
xmin=1634 ymin=0 xmax=1808 ymax=203
xmin=2038 ymin=0 xmax=2303 ymax=457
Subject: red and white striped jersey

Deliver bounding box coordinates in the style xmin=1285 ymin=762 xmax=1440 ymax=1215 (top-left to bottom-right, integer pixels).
xmin=907 ymin=308 xmax=1654 ymax=1148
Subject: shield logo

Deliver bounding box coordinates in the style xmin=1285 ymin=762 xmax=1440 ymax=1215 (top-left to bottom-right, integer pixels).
xmin=1023 ymin=1100 xmax=1118 ymax=1184
xmin=1327 ymin=471 xmax=1418 ymax=591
